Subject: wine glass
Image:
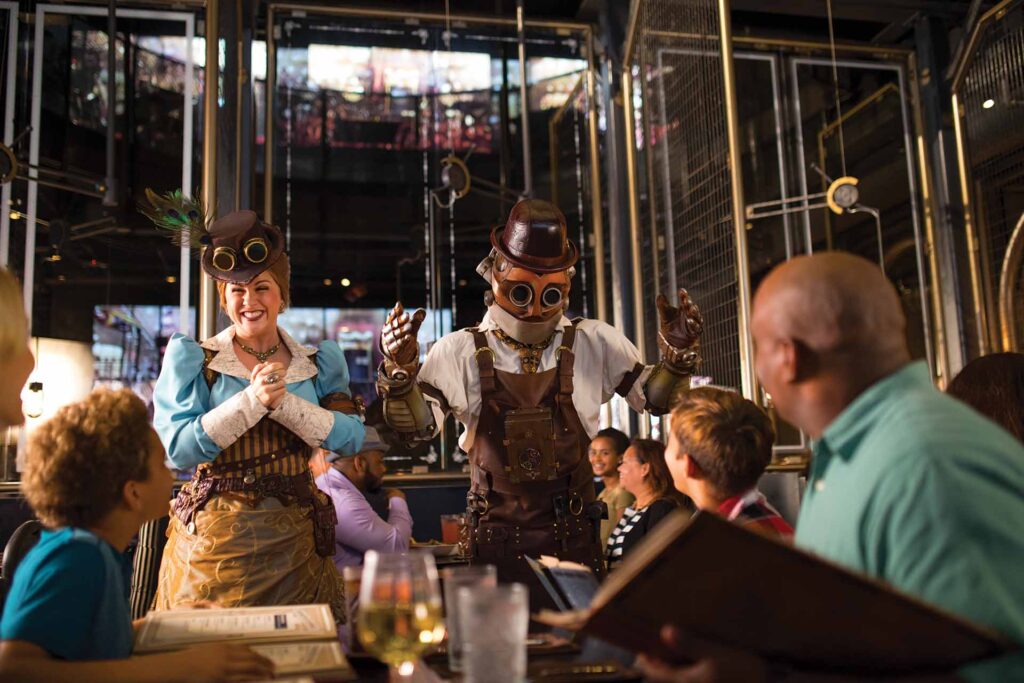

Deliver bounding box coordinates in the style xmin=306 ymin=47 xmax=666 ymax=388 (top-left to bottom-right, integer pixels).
xmin=356 ymin=550 xmax=445 ymax=677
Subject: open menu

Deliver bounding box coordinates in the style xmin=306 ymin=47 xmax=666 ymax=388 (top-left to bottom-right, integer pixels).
xmin=135 ymin=604 xmax=354 ymax=679
xmin=535 ymin=511 xmax=1014 ymax=676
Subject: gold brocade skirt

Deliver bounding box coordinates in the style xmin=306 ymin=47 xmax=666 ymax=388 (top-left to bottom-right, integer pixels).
xmin=152 ymin=494 xmax=345 ymax=622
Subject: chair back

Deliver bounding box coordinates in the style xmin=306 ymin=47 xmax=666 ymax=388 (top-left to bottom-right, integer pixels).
xmin=1 ymin=519 xmax=44 ymax=584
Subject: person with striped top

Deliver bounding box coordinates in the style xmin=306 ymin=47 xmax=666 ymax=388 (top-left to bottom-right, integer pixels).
xmin=605 ymin=439 xmax=691 ymax=571
xmin=664 ymin=386 xmax=793 ymax=540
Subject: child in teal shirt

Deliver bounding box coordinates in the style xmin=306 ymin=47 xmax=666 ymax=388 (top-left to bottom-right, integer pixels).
xmin=0 ymin=388 xmax=274 ymax=682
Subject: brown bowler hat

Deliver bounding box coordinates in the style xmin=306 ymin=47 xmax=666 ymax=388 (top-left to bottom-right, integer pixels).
xmin=201 ymin=210 xmax=286 ymax=284
xmin=490 ymin=199 xmax=578 ymax=273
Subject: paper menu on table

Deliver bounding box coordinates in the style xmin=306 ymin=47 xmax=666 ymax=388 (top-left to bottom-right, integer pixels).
xmin=249 ymin=640 xmax=352 ymax=676
xmin=134 ymin=604 xmax=336 ymax=652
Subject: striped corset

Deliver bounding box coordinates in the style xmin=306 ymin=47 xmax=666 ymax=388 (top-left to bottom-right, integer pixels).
xmin=197 ymin=416 xmax=311 ymax=482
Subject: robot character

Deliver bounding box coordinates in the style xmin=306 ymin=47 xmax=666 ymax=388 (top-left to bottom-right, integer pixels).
xmin=378 ymin=199 xmax=702 ymax=586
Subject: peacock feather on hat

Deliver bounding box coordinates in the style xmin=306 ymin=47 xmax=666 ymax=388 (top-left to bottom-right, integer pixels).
xmin=138 ymin=188 xmax=211 ymax=250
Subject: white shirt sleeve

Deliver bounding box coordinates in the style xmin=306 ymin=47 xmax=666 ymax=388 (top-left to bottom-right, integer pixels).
xmin=576 ymin=319 xmax=651 ymax=413
xmin=417 ymin=331 xmax=482 ymax=447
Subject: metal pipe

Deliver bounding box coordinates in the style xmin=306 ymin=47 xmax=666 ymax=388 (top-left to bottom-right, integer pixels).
xmin=718 ymin=0 xmax=757 ymax=401
xmin=895 ymin=62 xmax=936 ymax=377
xmin=200 ymin=0 xmax=220 ymax=341
xmin=103 ymin=0 xmax=117 ymax=207
xmin=911 ymin=83 xmax=951 ymax=383
xmin=585 ymin=36 xmax=607 ymax=322
xmin=0 ymin=1 xmax=18 ymax=266
xmin=516 ymin=0 xmax=532 ymax=196
xmin=621 ymin=65 xmax=649 ymax=437
xmin=181 ymin=13 xmax=196 ymax=334
xmin=263 ymin=6 xmax=276 ymax=222
xmin=952 ymin=92 xmax=989 ymax=354
xmin=25 ymin=4 xmax=45 ymax=328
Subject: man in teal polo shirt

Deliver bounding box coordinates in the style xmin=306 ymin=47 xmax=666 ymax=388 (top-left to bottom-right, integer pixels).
xmin=639 ymin=252 xmax=1024 ymax=683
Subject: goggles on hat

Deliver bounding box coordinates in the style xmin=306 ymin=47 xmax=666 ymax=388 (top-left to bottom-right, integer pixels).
xmin=210 ymin=237 xmax=271 ymax=273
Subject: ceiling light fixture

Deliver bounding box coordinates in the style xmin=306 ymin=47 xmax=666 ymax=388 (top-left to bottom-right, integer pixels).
xmin=340 ymin=277 xmax=351 ymax=287
xmin=983 ymin=98 xmax=995 ymax=109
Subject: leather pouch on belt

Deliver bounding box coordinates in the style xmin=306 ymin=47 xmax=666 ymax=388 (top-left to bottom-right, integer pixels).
xmin=310 ymin=490 xmax=338 ymax=557
xmin=502 ymin=407 xmax=558 ymax=484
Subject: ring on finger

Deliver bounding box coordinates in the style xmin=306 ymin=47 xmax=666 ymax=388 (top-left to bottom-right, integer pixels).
xmin=264 ymin=374 xmax=279 ymax=385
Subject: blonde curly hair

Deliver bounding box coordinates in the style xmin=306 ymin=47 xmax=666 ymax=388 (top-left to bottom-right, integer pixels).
xmin=24 ymin=388 xmax=154 ymax=528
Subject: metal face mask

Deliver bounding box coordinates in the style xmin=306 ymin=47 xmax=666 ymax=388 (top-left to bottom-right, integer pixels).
xmin=492 ymin=255 xmax=571 ymax=324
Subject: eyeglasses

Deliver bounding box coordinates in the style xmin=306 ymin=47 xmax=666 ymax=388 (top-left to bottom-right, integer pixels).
xmin=210 ymin=237 xmax=270 ymax=272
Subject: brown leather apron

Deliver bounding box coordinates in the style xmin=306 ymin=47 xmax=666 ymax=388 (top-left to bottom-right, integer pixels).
xmin=466 ymin=322 xmax=605 ymax=594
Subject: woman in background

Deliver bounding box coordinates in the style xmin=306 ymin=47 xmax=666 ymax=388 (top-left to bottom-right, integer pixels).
xmin=606 ymin=439 xmax=690 ymax=571
xmin=588 ymin=427 xmax=635 ymax=550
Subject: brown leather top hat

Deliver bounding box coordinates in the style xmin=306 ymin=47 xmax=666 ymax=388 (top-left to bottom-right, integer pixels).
xmin=201 ymin=210 xmax=286 ymax=284
xmin=490 ymin=199 xmax=578 ymax=273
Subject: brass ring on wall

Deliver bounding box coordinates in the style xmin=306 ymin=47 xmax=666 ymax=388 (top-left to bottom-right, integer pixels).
xmin=0 ymin=143 xmax=18 ymax=185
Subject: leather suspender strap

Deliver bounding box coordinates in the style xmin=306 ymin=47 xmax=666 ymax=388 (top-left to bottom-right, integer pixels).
xmin=556 ymin=322 xmax=578 ymax=397
xmin=615 ymin=362 xmax=646 ymax=397
xmin=471 ymin=329 xmax=497 ymax=394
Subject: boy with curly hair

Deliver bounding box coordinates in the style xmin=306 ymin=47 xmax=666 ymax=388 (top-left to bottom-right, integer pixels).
xmin=0 ymin=388 xmax=274 ymax=682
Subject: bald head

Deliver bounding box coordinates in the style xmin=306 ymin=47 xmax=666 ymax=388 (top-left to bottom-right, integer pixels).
xmin=754 ymin=252 xmax=908 ymax=360
xmin=751 ymin=252 xmax=911 ymax=436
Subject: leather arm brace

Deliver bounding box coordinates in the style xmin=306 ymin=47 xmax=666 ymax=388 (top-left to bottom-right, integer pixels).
xmin=376 ymin=361 xmax=437 ymax=441
xmin=643 ymin=361 xmax=693 ymax=416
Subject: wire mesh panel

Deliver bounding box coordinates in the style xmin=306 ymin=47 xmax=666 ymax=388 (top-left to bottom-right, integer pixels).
xmin=627 ymin=0 xmax=742 ymax=390
xmin=549 ymin=77 xmax=596 ymax=319
xmin=956 ymin=0 xmax=1024 ymax=351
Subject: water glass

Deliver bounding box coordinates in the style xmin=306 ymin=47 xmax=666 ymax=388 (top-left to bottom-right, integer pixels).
xmin=457 ymin=583 xmax=528 ymax=683
xmin=439 ymin=564 xmax=497 ymax=671
xmin=341 ymin=565 xmax=362 ymax=653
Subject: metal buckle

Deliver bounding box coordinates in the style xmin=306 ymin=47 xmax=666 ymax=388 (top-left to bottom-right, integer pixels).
xmin=473 ymin=346 xmax=495 ymax=359
xmin=242 ymin=469 xmax=256 ymax=485
xmin=569 ymin=492 xmax=584 ymax=516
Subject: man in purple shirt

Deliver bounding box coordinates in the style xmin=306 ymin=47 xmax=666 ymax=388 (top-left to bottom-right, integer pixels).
xmin=314 ymin=427 xmax=414 ymax=570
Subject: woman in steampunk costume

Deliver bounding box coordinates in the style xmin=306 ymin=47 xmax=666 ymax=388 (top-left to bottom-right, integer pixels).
xmin=378 ymin=198 xmax=702 ymax=589
xmin=143 ymin=192 xmax=364 ymax=620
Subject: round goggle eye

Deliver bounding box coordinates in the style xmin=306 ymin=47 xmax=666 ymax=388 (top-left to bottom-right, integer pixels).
xmin=509 ymin=283 xmax=533 ymax=307
xmin=243 ymin=238 xmax=269 ymax=264
xmin=211 ymin=247 xmax=236 ymax=272
xmin=541 ymin=285 xmax=563 ymax=308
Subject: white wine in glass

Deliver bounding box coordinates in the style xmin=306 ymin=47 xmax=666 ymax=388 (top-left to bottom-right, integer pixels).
xmin=356 ymin=551 xmax=445 ymax=676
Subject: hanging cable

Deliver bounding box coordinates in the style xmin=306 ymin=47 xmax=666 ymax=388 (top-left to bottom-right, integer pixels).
xmin=284 ymin=21 xmax=294 ymax=251
xmin=825 ymin=0 xmax=848 ymax=178
xmin=444 ymin=0 xmax=457 ymax=329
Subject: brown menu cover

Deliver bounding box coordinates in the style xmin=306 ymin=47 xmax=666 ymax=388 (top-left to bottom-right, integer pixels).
xmin=535 ymin=511 xmax=1014 ymax=675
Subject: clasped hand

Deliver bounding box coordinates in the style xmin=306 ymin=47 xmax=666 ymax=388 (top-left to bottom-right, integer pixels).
xmin=250 ymin=361 xmax=286 ymax=410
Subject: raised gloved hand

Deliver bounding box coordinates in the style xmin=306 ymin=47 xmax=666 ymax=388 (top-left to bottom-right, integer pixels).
xmin=380 ymin=302 xmax=427 ymax=379
xmin=655 ymin=288 xmax=703 ymax=372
